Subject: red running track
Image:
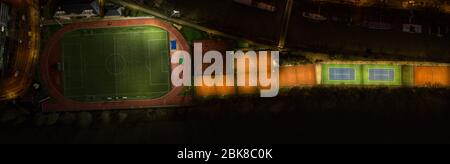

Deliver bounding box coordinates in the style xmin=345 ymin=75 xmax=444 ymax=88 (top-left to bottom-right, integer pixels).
xmin=40 ymin=18 xmax=192 ymax=112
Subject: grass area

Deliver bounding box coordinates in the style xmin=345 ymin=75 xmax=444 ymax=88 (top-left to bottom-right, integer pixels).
xmin=402 ymin=65 xmax=415 ymax=86
xmin=123 ymin=7 xmax=150 ymax=17
xmin=60 ymin=26 xmax=171 ymax=102
xmin=179 ymin=26 xmax=209 ymax=45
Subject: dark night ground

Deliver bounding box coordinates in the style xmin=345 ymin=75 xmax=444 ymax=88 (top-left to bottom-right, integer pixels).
xmin=160 ymin=0 xmax=450 ymax=61
xmin=0 ymin=87 xmax=449 ymax=144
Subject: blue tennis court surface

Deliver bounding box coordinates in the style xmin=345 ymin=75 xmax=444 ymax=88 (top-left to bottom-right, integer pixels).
xmin=369 ymin=69 xmax=394 ymax=81
xmin=329 ymin=68 xmax=356 ymax=80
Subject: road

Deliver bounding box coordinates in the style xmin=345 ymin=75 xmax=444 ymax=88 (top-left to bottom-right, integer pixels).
xmin=287 ymin=1 xmax=450 ymax=60
xmin=312 ymin=0 xmax=447 ymax=13
xmin=278 ymin=0 xmax=294 ymax=49
xmin=0 ymin=0 xmax=40 ymax=100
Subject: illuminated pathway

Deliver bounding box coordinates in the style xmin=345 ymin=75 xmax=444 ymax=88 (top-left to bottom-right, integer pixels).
xmin=0 ymin=0 xmax=40 ymax=100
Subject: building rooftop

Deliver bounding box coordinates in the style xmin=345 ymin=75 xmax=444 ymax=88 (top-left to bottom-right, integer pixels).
xmin=58 ymin=0 xmax=99 ymax=15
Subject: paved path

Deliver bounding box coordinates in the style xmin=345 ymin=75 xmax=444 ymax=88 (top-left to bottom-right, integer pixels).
xmin=0 ymin=0 xmax=40 ymax=101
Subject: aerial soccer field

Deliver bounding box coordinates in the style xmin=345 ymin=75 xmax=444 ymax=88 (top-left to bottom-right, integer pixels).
xmin=60 ymin=26 xmax=171 ymax=102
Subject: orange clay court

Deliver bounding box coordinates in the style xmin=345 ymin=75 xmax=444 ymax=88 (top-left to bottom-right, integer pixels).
xmin=279 ymin=65 xmax=317 ymax=87
xmin=414 ymin=66 xmax=450 ymax=87
xmin=195 ymin=65 xmax=317 ymax=97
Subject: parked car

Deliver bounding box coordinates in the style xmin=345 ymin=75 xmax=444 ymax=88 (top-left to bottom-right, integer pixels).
xmin=402 ymin=24 xmax=422 ymax=34
xmin=302 ymin=12 xmax=327 ymax=21
xmin=331 ymin=16 xmax=353 ymax=25
xmin=360 ymin=21 xmax=392 ymax=30
xmin=233 ymin=0 xmax=276 ymax=12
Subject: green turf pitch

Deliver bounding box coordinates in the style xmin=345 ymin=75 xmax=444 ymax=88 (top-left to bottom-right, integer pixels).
xmin=61 ymin=26 xmax=171 ymax=102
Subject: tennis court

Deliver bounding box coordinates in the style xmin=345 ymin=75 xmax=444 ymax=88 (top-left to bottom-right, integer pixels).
xmin=362 ymin=65 xmax=402 ymax=86
xmin=279 ymin=65 xmax=317 ymax=87
xmin=60 ymin=26 xmax=171 ymax=102
xmin=369 ymin=69 xmax=394 ymax=81
xmin=322 ymin=64 xmax=362 ymax=85
xmin=330 ymin=68 xmax=356 ymax=80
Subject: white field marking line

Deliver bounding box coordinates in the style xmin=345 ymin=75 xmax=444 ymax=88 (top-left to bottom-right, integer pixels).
xmin=81 ymin=43 xmax=85 ymax=91
xmin=109 ymin=91 xmax=169 ymax=95
xmin=62 ymin=43 xmax=84 ymax=92
xmin=65 ymin=31 xmax=170 ymax=96
xmin=147 ymin=38 xmax=153 ymax=85
xmin=66 ymin=28 xmax=166 ymax=36
xmin=161 ymin=51 xmax=169 ymax=73
xmin=61 ymin=42 xmax=66 ymax=94
xmin=69 ymin=91 xmax=170 ymax=99
xmin=80 ymin=31 xmax=167 ymax=37
xmin=114 ymin=36 xmax=118 ymax=97
xmin=147 ymin=39 xmax=170 ymax=86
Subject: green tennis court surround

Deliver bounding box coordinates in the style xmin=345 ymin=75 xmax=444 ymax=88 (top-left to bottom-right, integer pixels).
xmin=401 ymin=65 xmax=415 ymax=86
xmin=322 ymin=64 xmax=363 ymax=85
xmin=61 ymin=26 xmax=171 ymax=102
xmin=322 ymin=64 xmax=405 ymax=86
xmin=362 ymin=65 xmax=402 ymax=86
